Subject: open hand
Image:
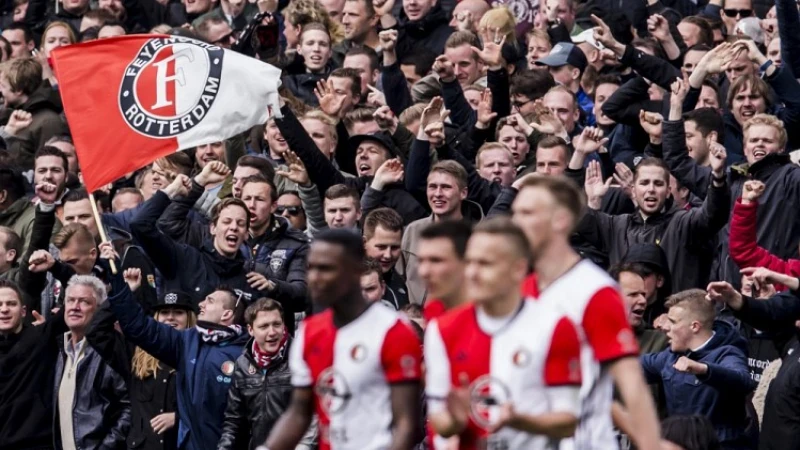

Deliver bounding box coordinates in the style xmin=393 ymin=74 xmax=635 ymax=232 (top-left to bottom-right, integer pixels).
xmin=275 ymin=150 xmax=310 ymax=187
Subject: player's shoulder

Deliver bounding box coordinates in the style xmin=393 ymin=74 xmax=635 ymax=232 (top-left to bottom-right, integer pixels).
xmin=557 ymin=260 xmax=618 ymax=300
xmin=299 ymin=309 xmax=335 ymax=343
xmin=433 ymin=302 xmax=476 ymax=333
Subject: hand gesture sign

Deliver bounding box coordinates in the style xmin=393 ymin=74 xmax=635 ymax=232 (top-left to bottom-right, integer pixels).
xmin=5 ymin=110 xmax=33 ymax=136
xmin=196 ymin=161 xmax=231 ymax=187
xmin=315 ymin=79 xmax=347 ymax=118
xmin=275 ymin=150 xmax=311 ymax=187
xmin=573 ymin=127 xmax=608 ymax=155
xmin=742 ymin=180 xmax=766 ymax=203
xmin=123 ymin=267 xmax=142 ymax=292
xmin=372 ymin=158 xmax=405 ymax=190
xmin=432 ymin=56 xmax=456 ymax=83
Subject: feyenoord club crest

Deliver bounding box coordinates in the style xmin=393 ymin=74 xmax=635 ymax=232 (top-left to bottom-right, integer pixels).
xmin=164 ymin=293 xmax=178 ymax=304
xmin=315 ymin=367 xmax=353 ymax=415
xmin=119 ymin=36 xmax=224 ymax=138
xmin=468 ymin=375 xmax=511 ymax=429
xmin=221 ymin=360 xmax=235 ymax=376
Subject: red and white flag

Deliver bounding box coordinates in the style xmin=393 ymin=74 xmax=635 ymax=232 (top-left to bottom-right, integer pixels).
xmin=50 ymin=35 xmax=282 ymax=192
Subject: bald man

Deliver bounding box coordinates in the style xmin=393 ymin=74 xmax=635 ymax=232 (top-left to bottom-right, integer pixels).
xmin=449 ymin=0 xmax=490 ymax=31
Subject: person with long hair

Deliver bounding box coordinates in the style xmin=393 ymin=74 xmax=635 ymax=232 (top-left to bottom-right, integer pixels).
xmin=38 ymin=21 xmax=77 ymax=85
xmin=127 ymin=291 xmax=197 ymax=450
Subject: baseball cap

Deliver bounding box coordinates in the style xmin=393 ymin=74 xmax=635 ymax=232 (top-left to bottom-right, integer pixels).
xmin=348 ymin=131 xmax=398 ymax=158
xmin=572 ymin=28 xmax=604 ymax=51
xmin=155 ymin=290 xmax=196 ymax=312
xmin=535 ymin=42 xmax=588 ymax=74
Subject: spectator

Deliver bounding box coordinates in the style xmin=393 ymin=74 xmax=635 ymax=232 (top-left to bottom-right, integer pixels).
xmin=218 ymin=298 xmax=316 ymax=450
xmin=0 ymin=58 xmax=65 ymax=169
xmin=322 ymin=183 xmax=362 ymax=230
xmin=335 ymin=0 xmax=381 ymax=65
xmin=1 ymin=22 xmax=34 ymax=59
xmin=641 ymin=289 xmax=755 ymax=448
xmin=360 ymin=257 xmax=389 ymax=306
xmin=55 ymin=274 xmax=131 ymax=450
xmin=610 ymin=262 xmax=669 ymax=353
xmin=283 ymin=24 xmax=335 ymax=106
xmin=276 ymin=191 xmax=308 ymax=231
xmin=363 ymin=207 xmax=409 ymax=309
xmin=193 ymin=0 xmax=258 ymax=32
xmin=127 ymin=290 xmax=197 ymax=450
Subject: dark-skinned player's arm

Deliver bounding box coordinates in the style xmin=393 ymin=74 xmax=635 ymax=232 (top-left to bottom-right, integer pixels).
xmin=389 ymin=383 xmax=422 ymax=450
xmin=383 ymin=320 xmax=424 ymax=450
xmin=263 ymin=387 xmax=314 ymax=450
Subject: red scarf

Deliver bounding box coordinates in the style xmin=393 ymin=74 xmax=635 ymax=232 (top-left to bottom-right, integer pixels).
xmin=251 ymin=332 xmax=289 ymax=369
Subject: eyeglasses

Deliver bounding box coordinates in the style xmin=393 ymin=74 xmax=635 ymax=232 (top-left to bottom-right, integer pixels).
xmin=276 ymin=205 xmax=304 ymax=216
xmin=723 ymin=8 xmax=752 ymax=17
xmin=212 ymin=30 xmax=235 ymax=45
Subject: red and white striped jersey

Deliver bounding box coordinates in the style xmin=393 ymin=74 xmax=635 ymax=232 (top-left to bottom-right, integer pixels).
xmin=424 ymin=300 xmax=582 ymax=450
xmin=522 ymin=259 xmax=639 ymax=450
xmin=289 ymin=304 xmax=422 ymax=450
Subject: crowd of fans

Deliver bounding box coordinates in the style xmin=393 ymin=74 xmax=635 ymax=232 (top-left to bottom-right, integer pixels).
xmin=1 ymin=0 xmax=800 ymax=448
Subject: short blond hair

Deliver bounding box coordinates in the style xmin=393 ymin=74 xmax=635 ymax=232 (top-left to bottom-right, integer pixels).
xmin=475 ymin=142 xmax=513 ymax=169
xmin=743 ymin=114 xmax=787 ymax=150
xmin=0 ymin=57 xmax=41 ymax=95
xmin=665 ymin=289 xmax=716 ymax=328
xmin=479 ymin=7 xmax=516 ymax=44
xmin=398 ymin=103 xmax=426 ymax=128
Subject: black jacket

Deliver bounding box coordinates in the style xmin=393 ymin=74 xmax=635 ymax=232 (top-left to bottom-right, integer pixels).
xmin=128 ymin=364 xmax=178 ymax=450
xmin=664 ymin=149 xmax=800 ymax=287
xmin=130 ymin=191 xmax=262 ymax=305
xmin=395 ymin=5 xmax=453 ymax=60
xmin=53 ymin=314 xmax=131 ymax=450
xmin=156 ymin=183 xmax=310 ymax=314
xmin=575 ymin=178 xmax=731 ymax=292
xmin=218 ymin=338 xmax=293 ymax=450
xmin=282 ymin=67 xmax=331 ymax=108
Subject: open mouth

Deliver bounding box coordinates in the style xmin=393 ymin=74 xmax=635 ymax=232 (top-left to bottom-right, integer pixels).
xmin=740 ymin=109 xmax=755 ymax=119
xmin=753 ymin=149 xmax=767 ymax=159
xmin=225 ymin=235 xmax=239 ymax=246
xmin=642 ymin=197 xmax=658 ymax=208
xmin=431 ymin=200 xmax=446 ymax=208
xmin=309 ymin=55 xmax=322 ymax=64
xmin=491 ymin=176 xmax=502 ymax=183
xmin=358 ymin=163 xmax=371 ymax=175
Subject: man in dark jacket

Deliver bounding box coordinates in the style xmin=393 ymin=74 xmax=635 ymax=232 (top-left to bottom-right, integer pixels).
xmin=218 ymin=298 xmax=316 ymax=450
xmin=130 ymin=174 xmax=265 ymax=306
xmin=24 ymin=0 xmax=88 ymax=34
xmin=577 ymin=156 xmax=730 ymax=292
xmin=154 ymin=165 xmax=310 ymax=319
xmin=392 ymin=1 xmax=452 ymax=60
xmin=111 ymin=267 xmax=248 ymax=450
xmin=54 ymin=274 xmax=131 ymax=450
xmin=642 ymin=289 xmax=755 ymax=448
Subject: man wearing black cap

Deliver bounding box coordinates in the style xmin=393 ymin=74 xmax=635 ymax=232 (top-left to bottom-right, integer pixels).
xmin=622 ymin=243 xmax=672 ymax=327
xmin=275 ymin=103 xmax=427 ymax=226
xmin=536 ymin=42 xmax=594 ymax=126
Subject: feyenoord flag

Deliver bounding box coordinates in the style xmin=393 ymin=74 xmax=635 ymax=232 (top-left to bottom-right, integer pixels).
xmin=50 ymin=35 xmax=282 ymax=192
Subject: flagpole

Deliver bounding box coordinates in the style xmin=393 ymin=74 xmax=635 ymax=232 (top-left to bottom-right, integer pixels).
xmin=88 ymin=192 xmax=118 ymax=275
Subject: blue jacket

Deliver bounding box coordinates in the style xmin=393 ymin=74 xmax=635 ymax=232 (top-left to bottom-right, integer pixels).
xmin=641 ymin=320 xmax=756 ymax=448
xmin=107 ymin=284 xmax=247 ymax=450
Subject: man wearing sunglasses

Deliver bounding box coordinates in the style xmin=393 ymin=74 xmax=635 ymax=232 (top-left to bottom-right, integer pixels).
xmin=720 ymin=0 xmax=753 ymax=34
xmin=276 ymin=192 xmax=307 ymax=232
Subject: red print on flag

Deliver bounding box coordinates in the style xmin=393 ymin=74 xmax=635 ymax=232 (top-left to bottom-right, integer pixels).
xmin=50 ymin=35 xmax=282 ymax=192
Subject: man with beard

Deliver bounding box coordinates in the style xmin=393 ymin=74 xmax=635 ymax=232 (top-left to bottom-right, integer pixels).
xmin=333 ymin=0 xmax=382 ymax=65
xmin=512 ymin=175 xmax=663 ymax=450
xmin=578 ymin=155 xmax=730 ymax=293
xmin=218 ymin=298 xmax=316 ymax=450
xmin=111 ymin=267 xmax=248 ymax=450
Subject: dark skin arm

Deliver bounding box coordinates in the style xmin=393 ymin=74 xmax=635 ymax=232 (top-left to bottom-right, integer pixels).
xmin=265 ymin=387 xmax=315 ymax=450
xmin=389 ymin=382 xmax=422 ymax=450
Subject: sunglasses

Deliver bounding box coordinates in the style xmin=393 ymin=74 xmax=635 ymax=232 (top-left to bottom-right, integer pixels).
xmin=213 ymin=30 xmax=235 ymax=45
xmin=276 ymin=205 xmax=304 ymax=216
xmin=723 ymin=8 xmax=752 ymax=17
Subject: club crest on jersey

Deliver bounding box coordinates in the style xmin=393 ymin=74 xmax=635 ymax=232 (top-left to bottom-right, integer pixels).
xmin=512 ymin=349 xmax=530 ymax=367
xmin=469 ymin=375 xmax=511 ymax=429
xmin=315 ymin=368 xmax=352 ymax=415
xmin=616 ymin=328 xmax=638 ymax=354
xmin=221 ymin=360 xmax=235 ymax=376
xmin=400 ymin=354 xmax=418 ymax=378
xmin=119 ymin=36 xmax=224 ymax=138
xmin=350 ymin=344 xmax=367 ymax=362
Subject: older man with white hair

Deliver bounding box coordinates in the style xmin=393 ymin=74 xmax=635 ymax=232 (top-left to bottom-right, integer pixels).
xmin=54 ymin=275 xmax=131 ymax=450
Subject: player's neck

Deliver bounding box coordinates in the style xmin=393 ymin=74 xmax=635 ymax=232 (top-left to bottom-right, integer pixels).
xmin=441 ymin=284 xmax=468 ymax=309
xmin=533 ymin=241 xmax=581 ymax=292
xmin=332 ymin=293 xmax=369 ymax=328
xmin=480 ymin=291 xmax=522 ymax=318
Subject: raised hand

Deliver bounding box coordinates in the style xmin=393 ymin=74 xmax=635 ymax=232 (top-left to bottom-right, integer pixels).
xmin=475 ymin=90 xmax=497 ymax=129
xmin=163 ymin=174 xmax=192 ymax=199
xmin=706 ymin=281 xmax=744 ymax=310
xmin=418 ymin=97 xmax=445 ymax=136
xmin=424 ymin=119 xmax=448 ymax=148
xmin=366 ymin=85 xmax=387 ymax=107
xmin=584 ymin=160 xmax=612 ymax=207
xmin=741 ymin=266 xmax=797 ymax=292
xmin=373 ymin=106 xmax=398 ymax=133
xmin=591 ymin=14 xmax=620 ymax=51
xmin=507 ymin=112 xmax=534 ymax=137
xmin=613 ymin=162 xmax=635 ymax=200
xmin=573 ymin=127 xmax=608 ymax=155
xmin=275 ymin=150 xmax=311 ymax=187
xmin=28 ymin=250 xmax=55 ymax=273
xmin=315 ymin=79 xmax=346 ymax=118
xmin=647 ymin=14 xmax=671 ymax=42
xmin=31 ymin=310 xmax=46 ymax=326
xmin=698 ymin=42 xmax=737 ymax=75
xmin=195 ymin=160 xmax=231 ymax=187
xmin=123 ymin=267 xmax=143 ymax=292
xmin=373 ymin=0 xmax=395 ymax=16
xmin=530 ymin=108 xmax=566 ymax=137
xmin=98 ymin=242 xmax=120 ymax=262
xmin=639 ymin=110 xmax=663 ymax=142
xmin=379 ymin=29 xmax=398 ymax=53
xmin=670 ymin=78 xmax=689 ymax=105
xmin=733 ymin=39 xmax=768 ymax=66
xmin=742 ymin=180 xmax=766 ymax=203
xmin=708 ymin=142 xmax=727 ymax=178
xmin=372 ymin=158 xmax=405 ymax=190
xmin=35 ymin=181 xmax=59 ymax=205
xmin=472 ymin=28 xmax=506 ymax=68
xmin=5 ymin=110 xmax=33 ymax=136
xmin=432 ymin=56 xmax=456 ymax=83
